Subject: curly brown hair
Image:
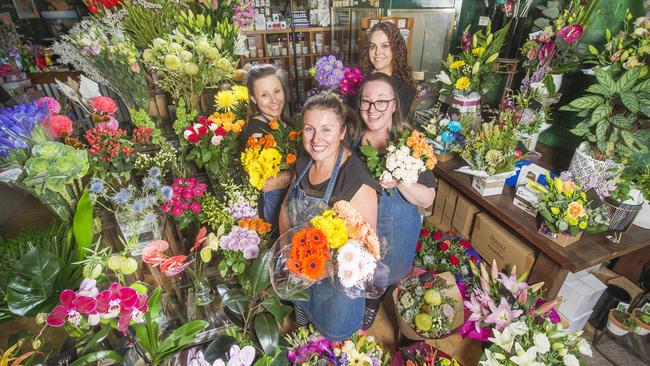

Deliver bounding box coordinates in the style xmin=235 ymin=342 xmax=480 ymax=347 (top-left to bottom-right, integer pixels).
xmin=360 ymin=21 xmax=416 ymax=91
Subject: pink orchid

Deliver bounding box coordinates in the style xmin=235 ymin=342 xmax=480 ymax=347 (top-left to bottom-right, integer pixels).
xmin=95 ymin=283 xmax=139 ymax=319
xmin=142 ymin=240 xmax=170 ymax=265
xmin=117 ymin=293 xmax=149 ymax=334
xmin=46 ymin=290 xmax=97 ymax=327
xmin=77 ymin=278 xmax=99 ymax=297
xmin=498 ymin=273 xmax=529 ymax=298
xmin=460 ymin=320 xmax=492 ymax=341
xmin=558 ymin=24 xmax=584 ymax=44
xmin=484 ymin=298 xmax=523 ymax=331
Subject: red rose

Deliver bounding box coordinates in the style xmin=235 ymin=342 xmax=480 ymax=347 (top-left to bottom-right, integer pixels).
xmin=450 ymin=255 xmax=460 ymax=265
xmin=432 ymin=231 xmax=443 ymax=241
xmin=514 ymin=149 xmax=523 ymax=159
xmin=197 ymin=115 xmax=208 ymax=125
xmin=470 ymin=256 xmax=478 ymax=263
xmin=416 ymin=241 xmax=423 ymax=252
xmin=420 ymin=229 xmax=430 ymax=237
xmin=440 ymin=242 xmax=449 ymax=251
xmin=460 ymin=239 xmax=472 ymax=249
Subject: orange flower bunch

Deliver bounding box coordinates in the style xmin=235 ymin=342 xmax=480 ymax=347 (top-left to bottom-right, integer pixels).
xmin=238 ymin=217 xmax=272 ymax=235
xmin=406 ymin=130 xmax=437 ymax=170
xmin=208 ymin=111 xmax=245 ymax=133
xmin=332 ymin=201 xmax=381 ymax=259
xmin=286 ymin=153 xmax=297 ymax=165
xmin=287 ymin=228 xmax=330 ymax=280
xmin=269 ymin=118 xmax=280 ymax=130
xmin=246 ymin=134 xmax=277 ymax=149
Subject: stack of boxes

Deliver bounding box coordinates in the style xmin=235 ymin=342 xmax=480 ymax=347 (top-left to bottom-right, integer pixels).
xmin=292 ymin=10 xmax=310 ymax=28
xmin=556 ymin=270 xmax=607 ymax=332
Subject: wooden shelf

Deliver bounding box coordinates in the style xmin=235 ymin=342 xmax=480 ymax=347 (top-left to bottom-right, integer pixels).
xmin=244 ymin=26 xmax=331 ymax=36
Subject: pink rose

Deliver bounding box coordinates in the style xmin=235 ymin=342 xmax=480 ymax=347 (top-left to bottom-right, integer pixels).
xmin=190 ymin=201 xmax=202 ymax=214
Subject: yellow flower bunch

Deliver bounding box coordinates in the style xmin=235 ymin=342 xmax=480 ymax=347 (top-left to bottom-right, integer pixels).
xmin=450 ymin=60 xmax=465 ymax=69
xmin=231 ymin=85 xmax=249 ymax=102
xmin=310 ymin=210 xmax=349 ymax=249
xmin=455 ymin=76 xmax=471 ymax=90
xmin=241 ymin=137 xmax=282 ymax=190
xmin=208 ymin=111 xmax=245 ymax=133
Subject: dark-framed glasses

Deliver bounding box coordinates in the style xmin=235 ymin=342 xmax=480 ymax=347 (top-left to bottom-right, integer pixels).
xmin=359 ymin=98 xmax=395 ymax=112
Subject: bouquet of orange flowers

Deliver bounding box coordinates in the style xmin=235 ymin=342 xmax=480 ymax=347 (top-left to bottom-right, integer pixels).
xmin=287 ymin=227 xmax=331 ymax=281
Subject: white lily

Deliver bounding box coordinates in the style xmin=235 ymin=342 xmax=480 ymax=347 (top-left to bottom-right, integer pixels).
xmin=577 ymin=338 xmax=592 ymax=357
xmin=480 ymin=349 xmax=505 ymax=366
xmin=510 ymin=344 xmax=543 ymax=366
xmin=434 ymin=71 xmax=452 ymax=85
xmin=563 ymin=354 xmax=580 ymax=366
xmin=488 ymin=326 xmax=515 ymax=353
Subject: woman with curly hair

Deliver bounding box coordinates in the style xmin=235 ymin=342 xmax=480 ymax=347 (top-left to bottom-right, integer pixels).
xmin=358 ymin=21 xmax=417 ymax=117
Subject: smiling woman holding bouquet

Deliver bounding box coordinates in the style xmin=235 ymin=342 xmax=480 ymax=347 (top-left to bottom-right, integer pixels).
xmin=354 ymin=72 xmax=437 ymax=328
xmin=243 ymin=64 xmax=293 ymax=232
xmin=358 ymin=21 xmax=417 ymax=117
xmin=278 ymin=92 xmax=381 ymax=340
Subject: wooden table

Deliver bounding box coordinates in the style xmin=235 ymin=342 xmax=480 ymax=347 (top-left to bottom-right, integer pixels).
xmin=433 ymin=145 xmax=650 ymax=299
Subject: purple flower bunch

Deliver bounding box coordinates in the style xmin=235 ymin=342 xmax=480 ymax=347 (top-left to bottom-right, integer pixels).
xmin=233 ymin=1 xmax=257 ymax=29
xmin=230 ymin=200 xmax=257 ymax=220
xmin=220 ymin=226 xmax=261 ymax=259
xmin=313 ymin=55 xmax=345 ymax=88
xmin=0 ymin=101 xmax=48 ymax=157
xmin=288 ymin=336 xmax=335 ymax=366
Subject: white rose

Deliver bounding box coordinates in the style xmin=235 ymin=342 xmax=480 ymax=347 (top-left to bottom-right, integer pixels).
xmin=533 ymin=333 xmax=550 ymax=354
xmin=211 ymin=135 xmax=224 ymax=145
xmin=577 ymin=339 xmax=592 ymax=357
xmin=508 ymin=321 xmax=529 ymax=336
xmin=563 ymin=354 xmax=579 ymax=366
xmin=379 ymin=171 xmax=393 ymax=183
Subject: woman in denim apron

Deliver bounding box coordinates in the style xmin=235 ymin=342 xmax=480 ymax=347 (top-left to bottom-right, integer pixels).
xmin=278 ymin=92 xmax=379 ymax=340
xmin=354 ymin=73 xmax=437 ymax=327
xmin=243 ymin=65 xmax=292 ymax=231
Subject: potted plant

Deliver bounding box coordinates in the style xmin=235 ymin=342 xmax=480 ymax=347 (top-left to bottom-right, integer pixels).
xmin=597 ymin=175 xmax=644 ymax=232
xmin=560 ymin=66 xmax=649 ymax=187
xmin=632 ymin=305 xmax=650 ymax=336
xmin=607 ymin=309 xmax=636 ymax=336
xmin=529 ymin=173 xmax=609 ymax=246
xmin=434 ymin=21 xmax=511 ymax=112
xmin=456 ymin=121 xmax=523 ymax=196
xmin=626 ymin=165 xmax=650 ymax=229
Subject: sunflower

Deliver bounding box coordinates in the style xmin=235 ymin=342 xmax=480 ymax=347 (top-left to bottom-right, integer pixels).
xmin=215 ymin=90 xmax=237 ymax=112
xmin=231 ymin=85 xmax=249 ymax=102
xmin=301 ymin=254 xmax=327 ymax=280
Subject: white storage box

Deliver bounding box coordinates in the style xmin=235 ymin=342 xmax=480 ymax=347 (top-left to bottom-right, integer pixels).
xmin=557 ymin=273 xmax=607 ymax=319
xmin=560 ymin=309 xmax=593 ymax=332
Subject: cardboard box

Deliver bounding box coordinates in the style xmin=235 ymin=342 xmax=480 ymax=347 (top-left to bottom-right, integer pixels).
xmin=607 ymin=276 xmax=645 ymax=306
xmin=559 ymin=309 xmax=593 ymax=332
xmin=592 ymin=267 xmax=618 ymax=284
xmin=557 ymin=273 xmax=607 ymax=319
xmin=440 ymin=188 xmax=459 ymax=231
xmin=471 ymin=213 xmax=536 ymax=273
xmin=428 ymin=180 xmax=450 ymax=227
xmin=472 ymin=175 xmax=507 ymax=196
xmin=452 ymin=195 xmax=481 ymax=239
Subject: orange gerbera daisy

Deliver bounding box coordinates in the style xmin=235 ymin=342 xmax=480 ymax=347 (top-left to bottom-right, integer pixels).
xmin=292 ymin=229 xmax=309 ymax=247
xmin=306 ymin=228 xmax=326 ymax=247
xmin=287 ymin=257 xmax=302 ymax=275
xmin=286 ymin=153 xmax=296 ymax=165
xmin=301 ymin=254 xmax=326 ymax=280
xmin=269 ymin=119 xmax=280 ymax=130
xmin=290 ymin=243 xmax=303 ymax=261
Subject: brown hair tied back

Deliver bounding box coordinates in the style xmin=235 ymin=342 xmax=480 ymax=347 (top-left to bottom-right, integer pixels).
xmin=301 ymin=91 xmax=360 ymax=147
xmin=358 ymin=73 xmax=411 ymax=139
xmin=245 ymin=64 xmax=289 ymax=121
xmin=360 ymin=21 xmax=416 ymax=92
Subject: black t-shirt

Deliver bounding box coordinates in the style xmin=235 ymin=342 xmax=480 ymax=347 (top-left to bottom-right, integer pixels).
xmin=345 ymin=75 xmax=416 ymax=119
xmin=242 ymin=117 xmax=271 ymax=141
xmin=294 ymin=151 xmax=381 ymax=206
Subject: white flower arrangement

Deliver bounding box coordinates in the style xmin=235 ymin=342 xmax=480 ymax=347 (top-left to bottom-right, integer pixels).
xmin=336 ymin=240 xmax=377 ymax=290
xmin=382 ymin=145 xmax=425 ymax=186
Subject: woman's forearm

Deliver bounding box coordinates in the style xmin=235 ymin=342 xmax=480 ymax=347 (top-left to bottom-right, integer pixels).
xmin=262 ymin=171 xmax=292 ymax=192
xmin=397 ymin=183 xmax=436 ymax=208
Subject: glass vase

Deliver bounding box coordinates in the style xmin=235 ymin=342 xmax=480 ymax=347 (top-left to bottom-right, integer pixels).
xmin=193 ymin=278 xmax=215 ymax=306
xmin=115 ymin=211 xmax=161 ymax=256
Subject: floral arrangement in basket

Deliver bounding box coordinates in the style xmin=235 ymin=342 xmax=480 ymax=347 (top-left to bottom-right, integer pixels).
xmin=481 ymin=309 xmax=593 ymax=366
xmin=498 ymin=89 xmax=550 ymax=137
xmin=456 ymin=122 xmax=522 ymax=176
xmin=434 ymin=21 xmax=510 ymax=96
xmin=529 ymin=172 xmax=609 ymax=240
xmin=415 ymin=228 xmax=480 ymax=285
xmin=361 ymin=130 xmax=437 ymax=186
xmin=395 ymin=271 xmax=460 ymax=339
xmin=462 ymin=260 xmax=560 ymax=342
xmin=420 ymin=107 xmax=465 ymax=155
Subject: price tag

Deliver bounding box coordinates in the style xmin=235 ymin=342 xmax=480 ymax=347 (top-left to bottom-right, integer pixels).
xmin=479 ymin=16 xmax=489 ymax=26
xmin=616 ymin=302 xmax=630 ymax=312
xmin=398 ymin=19 xmax=406 ymax=28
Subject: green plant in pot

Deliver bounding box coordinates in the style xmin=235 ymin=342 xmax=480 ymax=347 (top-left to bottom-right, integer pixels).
xmin=632 ymin=305 xmax=650 ymax=335
xmin=608 ymin=309 xmax=636 ymax=336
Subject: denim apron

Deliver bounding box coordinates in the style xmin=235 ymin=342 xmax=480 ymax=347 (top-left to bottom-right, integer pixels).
xmin=352 ymin=138 xmax=421 ymax=286
xmin=289 ymin=149 xmax=365 ymax=341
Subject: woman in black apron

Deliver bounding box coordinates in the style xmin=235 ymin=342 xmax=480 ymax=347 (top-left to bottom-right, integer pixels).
xmin=278 ymin=92 xmax=381 ymax=340
xmin=243 ymin=64 xmax=293 ymax=231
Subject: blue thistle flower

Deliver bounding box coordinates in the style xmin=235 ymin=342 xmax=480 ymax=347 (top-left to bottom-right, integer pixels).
xmin=112 ymin=188 xmax=132 ymax=206
xmin=148 ymin=167 xmax=161 ymax=178
xmin=160 ymin=185 xmax=173 ymax=201
xmin=131 ymin=198 xmax=146 ymax=213
xmin=89 ymin=178 xmax=104 ymax=194
xmin=143 ymin=176 xmax=161 ymax=189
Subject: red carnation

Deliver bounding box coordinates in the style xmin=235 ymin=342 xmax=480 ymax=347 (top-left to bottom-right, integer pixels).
xmin=432 ymin=231 xmax=443 ymax=241
xmin=450 ymin=255 xmax=460 ymax=265
xmin=440 ymin=242 xmax=449 ymax=251
xmin=89 ymin=96 xmax=118 ymax=115
xmin=420 ymin=229 xmax=429 ymax=237
xmin=197 ymin=115 xmax=208 ymax=126
xmin=215 ymin=126 xmax=227 ymax=137
xmin=460 ymin=239 xmax=472 ymax=249
xmin=416 ymin=241 xmax=423 ymax=252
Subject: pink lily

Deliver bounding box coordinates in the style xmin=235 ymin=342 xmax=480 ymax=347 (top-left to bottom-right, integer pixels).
xmin=95 ymin=283 xmax=139 ymax=319
xmin=46 ymin=290 xmax=97 ymax=327
xmin=464 ymin=293 xmax=486 ymax=323
xmin=484 ymin=298 xmax=523 ymax=331
xmin=117 ymin=293 xmax=149 ymax=334
xmin=558 ymin=24 xmax=584 ymax=44
xmin=498 ymin=273 xmax=529 ymax=298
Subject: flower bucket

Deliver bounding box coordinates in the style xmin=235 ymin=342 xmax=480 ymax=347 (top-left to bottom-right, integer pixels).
xmin=393 ymin=271 xmax=464 ymax=341
xmin=607 ymin=310 xmax=630 ymax=336
xmin=538 ymin=223 xmax=582 ymax=247
xmin=568 ymin=143 xmax=623 ymax=188
xmin=603 ymin=198 xmax=643 ymax=232
xmin=632 ymin=309 xmax=650 ymax=335
xmin=471 ymin=175 xmax=508 ymax=197
xmin=115 ymin=213 xmax=161 ymax=256
xmin=391 ymin=342 xmax=460 ymax=366
xmin=452 ymin=91 xmax=480 ymax=113
xmin=435 ymin=151 xmax=456 ymax=163
xmin=632 ymin=198 xmax=650 ymax=229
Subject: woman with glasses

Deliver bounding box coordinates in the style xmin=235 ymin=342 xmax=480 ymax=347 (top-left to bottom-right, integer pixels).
xmin=278 ymin=92 xmax=381 ymax=340
xmin=243 ymin=64 xmax=292 ymax=232
xmin=358 ymin=21 xmax=417 ymax=118
xmin=354 ymin=72 xmax=436 ymax=329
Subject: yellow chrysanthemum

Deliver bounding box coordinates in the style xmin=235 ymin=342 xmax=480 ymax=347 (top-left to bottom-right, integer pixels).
xmin=231 ymin=85 xmax=249 ymax=102
xmin=311 ymin=212 xmax=348 ymax=249
xmin=551 ymin=207 xmax=560 ymax=215
xmin=450 ymin=60 xmax=465 ymax=69
xmin=472 ymin=47 xmax=486 ymax=56
xmin=455 ymin=76 xmax=471 ymax=90
xmin=215 ymin=90 xmax=237 ymax=112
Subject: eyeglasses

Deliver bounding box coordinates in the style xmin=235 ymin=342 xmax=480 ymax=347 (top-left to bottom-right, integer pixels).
xmin=359 ymin=98 xmax=395 ymax=112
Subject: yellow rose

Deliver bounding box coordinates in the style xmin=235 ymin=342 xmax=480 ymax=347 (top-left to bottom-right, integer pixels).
xmin=450 ymin=60 xmax=466 ymax=69
xmin=561 ymin=181 xmax=576 ymax=196
xmin=566 ymin=201 xmax=586 ymax=219
xmin=455 ymin=76 xmax=471 ymax=90
xmin=551 ymin=207 xmax=560 ymax=215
